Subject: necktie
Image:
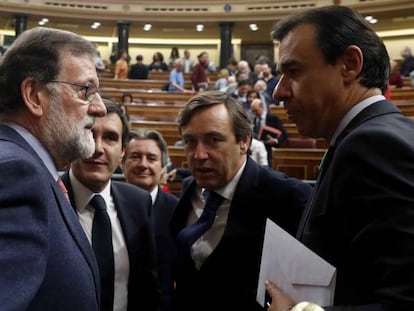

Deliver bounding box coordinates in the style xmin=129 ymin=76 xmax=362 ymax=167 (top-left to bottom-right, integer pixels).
xmin=254 ymin=117 xmax=261 ymax=139
xmin=57 ymin=177 xmax=70 ymax=202
xmin=176 ymin=190 xmax=224 ymax=255
xmin=297 ymin=145 xmax=336 ymax=239
xmin=90 ymin=195 xmax=114 ymax=311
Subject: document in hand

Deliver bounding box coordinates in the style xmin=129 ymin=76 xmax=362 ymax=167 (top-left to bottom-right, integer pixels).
xmin=257 ymin=218 xmax=336 ymax=307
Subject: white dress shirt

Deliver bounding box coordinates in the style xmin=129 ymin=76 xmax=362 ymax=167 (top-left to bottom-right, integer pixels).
xmin=188 ymin=160 xmax=247 ymax=269
xmin=69 ymin=169 xmax=129 ymax=311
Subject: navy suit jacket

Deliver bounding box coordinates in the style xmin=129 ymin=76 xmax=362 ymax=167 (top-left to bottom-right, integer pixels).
xmin=0 ymin=124 xmax=100 ymax=310
xmin=170 ymin=157 xmax=312 ymax=311
xmin=61 ymin=172 xmax=160 ymax=311
xmin=298 ymin=100 xmax=414 ymax=310
xmin=153 ymin=186 xmax=179 ymax=311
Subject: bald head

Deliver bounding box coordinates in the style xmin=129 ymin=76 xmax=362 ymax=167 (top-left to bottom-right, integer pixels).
xmin=250 ymin=98 xmax=264 ymax=117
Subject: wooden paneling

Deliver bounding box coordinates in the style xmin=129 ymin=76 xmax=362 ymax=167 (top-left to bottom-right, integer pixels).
xmin=272 ymin=148 xmax=326 ymax=180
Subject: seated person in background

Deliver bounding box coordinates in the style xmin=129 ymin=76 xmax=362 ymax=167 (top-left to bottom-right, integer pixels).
xmin=168 ymin=59 xmax=191 ymax=93
xmin=148 ymin=52 xmax=169 ymax=72
xmin=128 ymin=55 xmax=148 ymax=79
xmin=250 ymin=98 xmax=287 ymax=165
xmin=122 ymin=129 xmax=179 ymax=311
xmin=249 ymin=138 xmax=269 ymax=166
xmin=215 ymin=68 xmax=229 ymax=90
xmin=230 ymin=78 xmax=254 ymax=117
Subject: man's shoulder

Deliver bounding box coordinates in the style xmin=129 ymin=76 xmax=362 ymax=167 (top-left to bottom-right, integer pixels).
xmin=112 ymin=181 xmax=150 ymax=199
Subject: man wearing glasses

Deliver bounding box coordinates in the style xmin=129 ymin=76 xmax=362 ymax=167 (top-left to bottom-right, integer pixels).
xmin=0 ymin=27 xmax=106 ymax=310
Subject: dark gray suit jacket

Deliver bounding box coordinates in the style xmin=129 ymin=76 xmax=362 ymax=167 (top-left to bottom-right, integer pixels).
xmin=0 ymin=124 xmax=100 ymax=310
xmin=299 ymin=100 xmax=414 ymax=310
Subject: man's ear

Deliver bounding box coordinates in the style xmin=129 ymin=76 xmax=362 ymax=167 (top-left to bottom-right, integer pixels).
xmin=20 ymin=77 xmax=46 ymax=117
xmin=341 ymin=45 xmax=363 ymax=83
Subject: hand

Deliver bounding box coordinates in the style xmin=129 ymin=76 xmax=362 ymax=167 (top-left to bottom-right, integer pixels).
xmin=265 ymin=280 xmax=295 ymax=311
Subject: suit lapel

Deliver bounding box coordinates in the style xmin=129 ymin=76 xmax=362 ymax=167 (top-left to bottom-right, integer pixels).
xmin=60 ymin=172 xmax=102 ymax=301
xmin=297 ymin=100 xmax=402 ymax=240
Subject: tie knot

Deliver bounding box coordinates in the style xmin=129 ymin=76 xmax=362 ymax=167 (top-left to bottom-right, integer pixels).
xmin=202 ymin=190 xmax=223 ymax=212
xmin=90 ymin=195 xmax=107 ymax=211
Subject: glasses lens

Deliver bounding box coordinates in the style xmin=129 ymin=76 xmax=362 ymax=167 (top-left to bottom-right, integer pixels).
xmin=86 ymin=85 xmax=99 ymax=101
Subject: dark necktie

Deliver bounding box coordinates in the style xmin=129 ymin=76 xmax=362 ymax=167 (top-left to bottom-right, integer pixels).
xmin=90 ymin=195 xmax=114 ymax=311
xmin=254 ymin=117 xmax=261 ymax=138
xmin=296 ymin=145 xmax=336 ymax=240
xmin=176 ymin=190 xmax=224 ymax=255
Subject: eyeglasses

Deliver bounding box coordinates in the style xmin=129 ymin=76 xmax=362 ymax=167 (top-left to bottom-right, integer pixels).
xmin=50 ymin=80 xmax=100 ymax=102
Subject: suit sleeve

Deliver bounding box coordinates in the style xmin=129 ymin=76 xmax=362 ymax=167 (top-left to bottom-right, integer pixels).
xmin=0 ymin=157 xmax=49 ymax=310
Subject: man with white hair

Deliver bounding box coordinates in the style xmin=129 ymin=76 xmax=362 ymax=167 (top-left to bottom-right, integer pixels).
xmin=237 ymin=60 xmax=257 ymax=82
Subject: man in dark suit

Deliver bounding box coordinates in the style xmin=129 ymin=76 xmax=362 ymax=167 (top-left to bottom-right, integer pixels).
xmin=61 ymin=101 xmax=160 ymax=311
xmin=0 ymin=27 xmax=107 ymax=310
xmin=122 ymin=128 xmax=179 ymax=311
xmin=266 ymin=5 xmax=414 ymax=311
xmin=251 ymin=98 xmax=288 ymax=165
xmin=170 ymin=91 xmax=312 ymax=311
xmin=128 ymin=54 xmax=149 ymax=79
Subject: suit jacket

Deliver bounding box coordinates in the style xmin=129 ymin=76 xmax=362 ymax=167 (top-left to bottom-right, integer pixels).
xmin=153 ymin=186 xmax=179 ymax=311
xmin=257 ymin=112 xmax=288 ymax=164
xmin=0 ymin=124 xmax=100 ymax=310
xmin=61 ymin=172 xmax=160 ymax=311
xmin=298 ymin=100 xmax=414 ymax=311
xmin=170 ymin=157 xmax=312 ymax=311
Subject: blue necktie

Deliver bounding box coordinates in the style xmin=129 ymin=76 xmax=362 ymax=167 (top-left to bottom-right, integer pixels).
xmin=90 ymin=195 xmax=114 ymax=311
xmin=176 ymin=190 xmax=224 ymax=255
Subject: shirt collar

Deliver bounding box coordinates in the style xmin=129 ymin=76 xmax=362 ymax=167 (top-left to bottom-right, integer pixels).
xmin=330 ymin=95 xmax=385 ymax=145
xmin=201 ymin=159 xmax=247 ymax=202
xmin=69 ymin=168 xmax=112 ymax=212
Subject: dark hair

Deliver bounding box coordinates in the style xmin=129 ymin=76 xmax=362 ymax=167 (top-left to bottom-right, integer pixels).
xmin=271 ymin=5 xmax=389 ymax=93
xmin=121 ymin=92 xmax=133 ymax=102
xmin=178 ymin=90 xmax=253 ymax=143
xmin=125 ymin=129 xmax=169 ymax=167
xmin=136 ymin=55 xmax=143 ymax=61
xmin=0 ymin=27 xmax=96 ymax=113
xmin=102 ymin=98 xmax=130 ymax=147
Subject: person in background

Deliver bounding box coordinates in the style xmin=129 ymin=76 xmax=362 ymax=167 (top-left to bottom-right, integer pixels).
xmin=170 ymin=90 xmax=312 ymax=311
xmin=183 ymin=49 xmax=194 ymax=74
xmin=168 ymin=47 xmax=180 ymax=69
xmin=114 ymin=50 xmax=129 ymax=79
xmin=250 ymin=98 xmax=287 ymax=165
xmin=122 ymin=129 xmax=179 ymax=311
xmin=61 ymin=100 xmax=160 ymax=311
xmin=168 ymin=58 xmax=191 ymax=93
xmin=191 ymin=52 xmax=210 ymax=92
xmin=266 ymin=5 xmax=414 ymax=310
xmin=249 ymin=138 xmax=269 ymax=166
xmin=0 ymin=26 xmax=107 ymax=310
xmin=148 ymin=52 xmax=169 ymax=72
xmin=128 ymin=54 xmax=148 ymax=80
xmin=399 ymin=46 xmax=414 ymax=77
xmin=93 ymin=47 xmax=106 ymax=78
xmin=215 ymin=68 xmax=230 ymax=90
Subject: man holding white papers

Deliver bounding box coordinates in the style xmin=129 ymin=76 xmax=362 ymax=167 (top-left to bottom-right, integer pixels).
xmin=265 ymin=5 xmax=414 ymax=311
